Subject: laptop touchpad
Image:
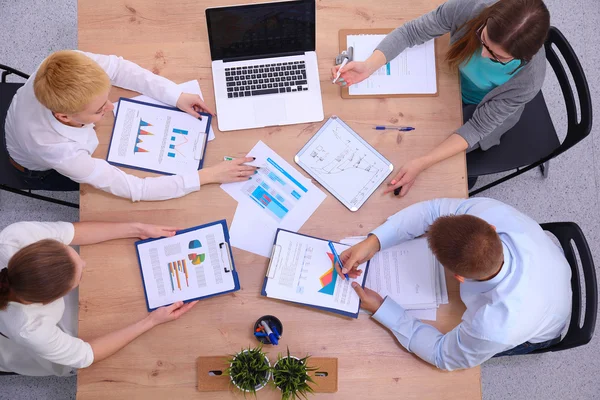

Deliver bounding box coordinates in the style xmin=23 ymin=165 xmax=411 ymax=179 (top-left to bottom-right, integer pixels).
xmin=253 ymin=99 xmax=287 ymax=126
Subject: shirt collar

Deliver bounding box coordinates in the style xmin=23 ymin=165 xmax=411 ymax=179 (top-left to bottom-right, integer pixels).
xmin=46 ymin=107 xmax=94 ymax=143
xmin=461 ymin=243 xmax=512 ymax=294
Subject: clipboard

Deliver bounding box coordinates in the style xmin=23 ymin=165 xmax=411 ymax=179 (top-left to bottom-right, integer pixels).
xmin=261 ymin=229 xmax=370 ymax=319
xmin=106 ymin=97 xmax=211 ymax=175
xmin=135 ymin=220 xmax=240 ymax=311
xmin=338 ymin=28 xmax=439 ymax=99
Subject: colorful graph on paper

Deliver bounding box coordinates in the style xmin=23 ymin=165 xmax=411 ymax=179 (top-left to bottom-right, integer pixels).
xmin=134 ymin=119 xmax=154 ymax=154
xmin=168 ymin=259 xmax=189 ymax=292
xmin=187 ymin=240 xmax=206 ymax=265
xmin=318 ymin=253 xmax=337 ymax=296
xmin=167 ymin=128 xmax=189 ymax=159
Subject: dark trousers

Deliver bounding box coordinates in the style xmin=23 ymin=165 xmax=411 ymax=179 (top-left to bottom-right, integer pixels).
xmin=13 ymin=167 xmax=79 ymax=191
xmin=493 ymin=337 xmax=561 ymax=357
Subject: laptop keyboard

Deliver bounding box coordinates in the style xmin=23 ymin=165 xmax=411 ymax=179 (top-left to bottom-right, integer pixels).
xmin=225 ymin=61 xmax=308 ymax=98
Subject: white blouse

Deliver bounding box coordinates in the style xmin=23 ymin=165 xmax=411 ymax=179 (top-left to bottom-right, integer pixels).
xmin=0 ymin=221 xmax=94 ymax=376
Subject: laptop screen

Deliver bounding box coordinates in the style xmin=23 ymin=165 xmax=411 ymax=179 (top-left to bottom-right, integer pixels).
xmin=206 ymin=0 xmax=315 ymax=61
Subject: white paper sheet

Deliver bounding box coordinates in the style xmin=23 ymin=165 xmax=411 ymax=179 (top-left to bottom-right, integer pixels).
xmin=347 ymin=35 xmax=437 ymax=96
xmin=113 ymin=80 xmax=215 ymax=141
xmin=107 ymin=99 xmax=210 ymax=175
xmin=136 ymin=223 xmax=236 ymax=310
xmin=222 ymin=141 xmax=326 ymax=257
xmin=294 ymin=117 xmax=393 ymax=211
xmin=263 ymin=230 xmax=367 ymax=316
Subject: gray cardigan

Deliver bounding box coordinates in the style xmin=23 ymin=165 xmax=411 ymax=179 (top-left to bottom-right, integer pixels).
xmin=375 ymin=0 xmax=546 ymax=150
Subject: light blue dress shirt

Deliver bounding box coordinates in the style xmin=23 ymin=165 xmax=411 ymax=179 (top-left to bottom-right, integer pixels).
xmin=369 ymin=198 xmax=572 ymax=371
xmin=460 ymin=49 xmax=521 ymax=105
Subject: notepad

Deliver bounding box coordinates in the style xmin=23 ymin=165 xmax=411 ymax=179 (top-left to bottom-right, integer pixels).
xmin=261 ymin=229 xmax=369 ymax=318
xmin=135 ymin=220 xmax=239 ymax=311
xmin=347 ymin=34 xmax=437 ymax=96
xmin=107 ymin=98 xmax=211 ymax=176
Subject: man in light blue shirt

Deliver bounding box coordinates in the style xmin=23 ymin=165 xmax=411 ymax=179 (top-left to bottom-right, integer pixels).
xmin=339 ymin=197 xmax=572 ymax=371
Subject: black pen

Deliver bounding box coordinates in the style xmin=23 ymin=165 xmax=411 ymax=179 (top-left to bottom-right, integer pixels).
xmin=393 ymin=187 xmax=402 ymax=196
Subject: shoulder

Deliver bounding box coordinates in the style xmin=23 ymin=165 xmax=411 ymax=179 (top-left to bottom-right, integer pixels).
xmin=0 ymin=222 xmax=75 ymax=253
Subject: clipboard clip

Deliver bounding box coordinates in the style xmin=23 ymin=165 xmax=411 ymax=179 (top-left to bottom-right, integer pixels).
xmin=219 ymin=242 xmax=233 ymax=273
xmin=335 ymin=46 xmax=354 ymax=65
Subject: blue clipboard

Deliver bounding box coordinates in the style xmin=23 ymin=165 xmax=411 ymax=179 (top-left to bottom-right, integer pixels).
xmin=106 ymin=97 xmax=212 ymax=175
xmin=261 ymin=228 xmax=370 ymax=319
xmin=135 ymin=220 xmax=239 ymax=311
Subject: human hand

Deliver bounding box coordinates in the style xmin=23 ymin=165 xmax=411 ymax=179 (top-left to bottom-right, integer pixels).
xmin=330 ymin=61 xmax=372 ymax=87
xmin=149 ymin=301 xmax=198 ymax=326
xmin=352 ymin=282 xmax=384 ymax=314
xmin=336 ymin=235 xmax=381 ymax=279
xmin=176 ymin=93 xmax=215 ymax=119
xmin=199 ymin=157 xmax=258 ymax=185
xmin=136 ymin=223 xmax=179 ymax=240
xmin=383 ymin=158 xmax=427 ymax=197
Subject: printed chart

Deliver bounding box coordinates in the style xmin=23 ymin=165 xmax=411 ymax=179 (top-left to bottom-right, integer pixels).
xmin=136 ymin=223 xmax=236 ymax=310
xmin=318 ymin=253 xmax=337 ymax=296
xmin=295 ymin=117 xmax=393 ymax=211
xmin=107 ymin=99 xmax=211 ymax=175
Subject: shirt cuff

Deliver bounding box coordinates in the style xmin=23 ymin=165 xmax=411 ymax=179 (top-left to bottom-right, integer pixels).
xmin=182 ymin=171 xmax=201 ymax=193
xmin=59 ymin=222 xmax=76 ymax=245
xmin=456 ymin=120 xmax=481 ymax=148
xmin=164 ymin=86 xmax=183 ymax=107
xmin=369 ymin=220 xmax=399 ymax=250
xmin=372 ymin=296 xmax=407 ymax=330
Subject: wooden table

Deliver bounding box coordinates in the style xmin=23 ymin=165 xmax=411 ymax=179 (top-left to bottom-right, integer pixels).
xmin=77 ymin=0 xmax=476 ymax=399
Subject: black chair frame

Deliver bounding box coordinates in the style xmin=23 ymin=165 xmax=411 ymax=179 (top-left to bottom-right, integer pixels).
xmin=469 ymin=27 xmax=593 ymax=196
xmin=532 ymin=222 xmax=597 ymax=353
xmin=0 ymin=64 xmax=78 ymax=209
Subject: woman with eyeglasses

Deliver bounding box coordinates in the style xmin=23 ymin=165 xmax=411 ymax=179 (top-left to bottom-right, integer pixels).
xmin=331 ymin=0 xmax=550 ymax=196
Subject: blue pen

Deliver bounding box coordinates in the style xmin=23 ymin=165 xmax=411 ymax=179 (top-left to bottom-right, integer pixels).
xmin=374 ymin=125 xmax=415 ymax=131
xmin=260 ymin=320 xmax=279 ymax=345
xmin=270 ymin=324 xmax=281 ymax=339
xmin=328 ymin=241 xmax=349 ymax=280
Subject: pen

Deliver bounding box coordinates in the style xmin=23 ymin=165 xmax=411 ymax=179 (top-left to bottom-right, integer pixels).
xmin=270 ymin=324 xmax=281 ymax=339
xmin=260 ymin=320 xmax=279 ymax=345
xmin=393 ymin=187 xmax=402 ymax=196
xmin=328 ymin=241 xmax=349 ymax=280
xmin=332 ymin=58 xmax=349 ymax=84
xmin=374 ymin=126 xmax=415 ymax=131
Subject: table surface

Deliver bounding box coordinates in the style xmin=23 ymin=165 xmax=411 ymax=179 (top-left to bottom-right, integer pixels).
xmin=76 ymin=0 xmax=477 ymax=399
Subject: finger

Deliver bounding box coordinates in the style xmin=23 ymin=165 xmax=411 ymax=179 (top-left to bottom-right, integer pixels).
xmin=331 ymin=65 xmax=340 ymax=78
xmin=334 ymin=259 xmax=346 ymax=279
xmin=351 ymin=281 xmax=366 ymax=299
xmin=238 ymin=165 xmax=258 ymax=172
xmin=348 ymin=268 xmax=362 ymax=279
xmin=166 ymin=301 xmax=184 ymax=313
xmin=341 ymin=255 xmax=361 ymax=274
xmin=185 ymin=107 xmax=201 ymax=119
xmin=383 ymin=172 xmax=405 ymax=193
xmin=339 ymin=248 xmax=352 ymax=264
xmin=172 ymin=300 xmax=198 ymax=318
xmin=235 ymin=157 xmax=256 ymax=165
xmin=236 ymin=170 xmax=256 ymax=177
xmin=399 ymin=180 xmax=415 ymax=197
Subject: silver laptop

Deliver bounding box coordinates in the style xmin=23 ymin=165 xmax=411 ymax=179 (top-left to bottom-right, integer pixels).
xmin=206 ymin=0 xmax=324 ymax=132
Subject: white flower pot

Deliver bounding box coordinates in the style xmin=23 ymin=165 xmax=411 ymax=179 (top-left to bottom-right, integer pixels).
xmin=230 ymin=351 xmax=272 ymax=393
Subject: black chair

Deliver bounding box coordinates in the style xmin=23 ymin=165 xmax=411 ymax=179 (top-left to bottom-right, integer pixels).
xmin=0 ymin=64 xmax=78 ymax=209
xmin=467 ymin=27 xmax=593 ymax=196
xmin=531 ymin=222 xmax=597 ymax=353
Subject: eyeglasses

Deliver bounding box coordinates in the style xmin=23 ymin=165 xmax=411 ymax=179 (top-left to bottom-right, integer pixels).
xmin=476 ymin=25 xmax=514 ymax=65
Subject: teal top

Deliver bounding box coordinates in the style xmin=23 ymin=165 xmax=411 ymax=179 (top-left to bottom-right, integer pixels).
xmin=459 ymin=49 xmax=522 ymax=105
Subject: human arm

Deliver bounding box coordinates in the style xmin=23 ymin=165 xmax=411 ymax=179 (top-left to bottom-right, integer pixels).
xmin=70 ymin=222 xmax=178 ymax=246
xmin=52 ymin=153 xmax=256 ymax=202
xmin=384 ymin=133 xmax=468 ymax=196
xmin=352 ymin=287 xmax=509 ymax=370
xmin=87 ymin=301 xmax=197 ymax=363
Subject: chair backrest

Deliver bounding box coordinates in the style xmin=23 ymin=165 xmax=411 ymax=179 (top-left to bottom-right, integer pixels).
xmin=545 ymin=27 xmax=593 ymax=156
xmin=532 ymin=222 xmax=597 ymax=353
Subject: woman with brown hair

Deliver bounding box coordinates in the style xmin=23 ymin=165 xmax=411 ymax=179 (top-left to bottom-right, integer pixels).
xmin=0 ymin=221 xmax=197 ymax=376
xmin=331 ymin=0 xmax=550 ymax=195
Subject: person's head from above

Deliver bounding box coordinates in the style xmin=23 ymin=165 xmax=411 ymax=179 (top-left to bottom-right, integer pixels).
xmin=427 ymin=214 xmax=504 ymax=283
xmin=34 ymin=50 xmax=114 ymax=127
xmin=447 ymin=0 xmax=550 ymax=71
xmin=0 ymin=239 xmax=85 ymax=310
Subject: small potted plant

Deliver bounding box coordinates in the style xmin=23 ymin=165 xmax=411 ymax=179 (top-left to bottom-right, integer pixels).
xmin=226 ymin=345 xmax=272 ymax=397
xmin=272 ymin=348 xmax=317 ymax=400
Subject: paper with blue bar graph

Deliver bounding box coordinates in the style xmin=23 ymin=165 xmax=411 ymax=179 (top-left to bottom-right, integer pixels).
xmin=347 ymin=34 xmax=437 ymax=95
xmin=221 ymin=141 xmax=326 ymax=257
xmin=107 ymin=98 xmax=210 ymax=175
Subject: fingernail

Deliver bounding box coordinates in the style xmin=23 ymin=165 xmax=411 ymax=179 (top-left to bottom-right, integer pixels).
xmin=254 ymin=171 xmax=258 ymax=174
xmin=391 ymin=180 xmax=396 ymax=185
xmin=351 ymin=282 xmax=358 ymax=288
xmin=253 ymin=157 xmax=256 ymax=160
xmin=342 ymin=268 xmax=347 ymax=274
xmin=342 ymin=82 xmax=347 ymax=86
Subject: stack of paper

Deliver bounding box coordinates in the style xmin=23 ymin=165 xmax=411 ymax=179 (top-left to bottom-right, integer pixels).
xmin=341 ymin=237 xmax=448 ymax=321
xmin=221 ymin=141 xmax=326 ymax=257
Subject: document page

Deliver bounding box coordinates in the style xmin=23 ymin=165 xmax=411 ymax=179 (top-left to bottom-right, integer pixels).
xmin=263 ymin=230 xmax=368 ymax=316
xmin=347 ymin=35 xmax=437 ymax=95
xmin=107 ymin=99 xmax=210 ymax=175
xmin=136 ymin=223 xmax=236 ymax=310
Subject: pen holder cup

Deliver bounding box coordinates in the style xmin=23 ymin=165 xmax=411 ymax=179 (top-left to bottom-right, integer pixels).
xmin=253 ymin=315 xmax=283 ymax=345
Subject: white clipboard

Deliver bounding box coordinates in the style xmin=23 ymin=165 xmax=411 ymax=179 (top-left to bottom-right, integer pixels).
xmin=294 ymin=116 xmax=393 ymax=211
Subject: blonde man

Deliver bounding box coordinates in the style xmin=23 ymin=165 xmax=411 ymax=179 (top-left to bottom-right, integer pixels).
xmin=5 ymin=50 xmax=255 ymax=201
